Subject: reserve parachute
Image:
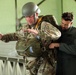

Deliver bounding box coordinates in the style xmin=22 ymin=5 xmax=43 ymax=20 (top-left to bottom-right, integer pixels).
xmin=16 ymin=38 xmax=42 ymax=57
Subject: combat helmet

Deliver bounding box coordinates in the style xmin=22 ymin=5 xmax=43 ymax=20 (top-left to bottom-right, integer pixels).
xmin=22 ymin=2 xmax=41 ymax=17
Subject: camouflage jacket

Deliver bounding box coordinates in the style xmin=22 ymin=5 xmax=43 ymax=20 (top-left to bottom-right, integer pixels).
xmin=1 ymin=15 xmax=61 ymax=57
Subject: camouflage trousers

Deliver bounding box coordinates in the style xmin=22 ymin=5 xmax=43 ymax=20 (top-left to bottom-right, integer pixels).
xmin=25 ymin=57 xmax=56 ymax=75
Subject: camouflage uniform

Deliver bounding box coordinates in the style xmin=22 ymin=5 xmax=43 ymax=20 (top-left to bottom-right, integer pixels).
xmin=1 ymin=15 xmax=61 ymax=75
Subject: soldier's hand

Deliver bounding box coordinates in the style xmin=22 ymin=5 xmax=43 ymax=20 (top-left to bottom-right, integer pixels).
xmin=0 ymin=33 xmax=3 ymax=40
xmin=22 ymin=28 xmax=38 ymax=35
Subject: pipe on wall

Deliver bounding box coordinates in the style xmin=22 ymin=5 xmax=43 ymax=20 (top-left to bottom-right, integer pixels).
xmin=61 ymin=0 xmax=63 ymax=14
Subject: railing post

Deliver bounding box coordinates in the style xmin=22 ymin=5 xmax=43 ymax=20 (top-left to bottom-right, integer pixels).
xmin=0 ymin=60 xmax=4 ymax=75
xmin=13 ymin=59 xmax=22 ymax=75
xmin=0 ymin=56 xmax=30 ymax=75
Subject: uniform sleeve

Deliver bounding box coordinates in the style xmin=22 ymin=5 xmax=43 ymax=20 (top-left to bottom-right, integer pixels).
xmin=40 ymin=21 xmax=61 ymax=40
xmin=1 ymin=33 xmax=18 ymax=42
xmin=59 ymin=39 xmax=76 ymax=55
xmin=1 ymin=24 xmax=29 ymax=42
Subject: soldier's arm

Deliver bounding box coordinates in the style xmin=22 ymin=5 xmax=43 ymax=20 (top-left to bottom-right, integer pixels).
xmin=1 ymin=33 xmax=18 ymax=42
xmin=0 ymin=24 xmax=29 ymax=42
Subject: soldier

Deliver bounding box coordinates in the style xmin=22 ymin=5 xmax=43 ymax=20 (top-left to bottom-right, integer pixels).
xmin=0 ymin=2 xmax=61 ymax=75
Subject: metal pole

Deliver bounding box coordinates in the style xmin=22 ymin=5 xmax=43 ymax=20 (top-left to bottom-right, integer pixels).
xmin=61 ymin=0 xmax=63 ymax=14
xmin=15 ymin=0 xmax=17 ymax=31
xmin=37 ymin=0 xmax=46 ymax=6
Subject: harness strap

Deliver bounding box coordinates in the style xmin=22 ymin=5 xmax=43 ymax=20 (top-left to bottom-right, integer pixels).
xmin=35 ymin=17 xmax=43 ymax=29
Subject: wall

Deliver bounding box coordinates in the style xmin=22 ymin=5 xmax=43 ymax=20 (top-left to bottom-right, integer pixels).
xmin=17 ymin=0 xmax=61 ymax=26
xmin=62 ymin=0 xmax=76 ymax=26
xmin=0 ymin=0 xmax=15 ymax=34
xmin=0 ymin=0 xmax=61 ymax=33
xmin=0 ymin=0 xmax=76 ymax=33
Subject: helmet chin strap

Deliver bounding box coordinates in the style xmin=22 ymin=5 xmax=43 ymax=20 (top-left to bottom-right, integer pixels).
xmin=34 ymin=14 xmax=36 ymax=24
xmin=29 ymin=14 xmax=36 ymax=28
xmin=33 ymin=8 xmax=39 ymax=25
xmin=32 ymin=13 xmax=37 ymax=26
